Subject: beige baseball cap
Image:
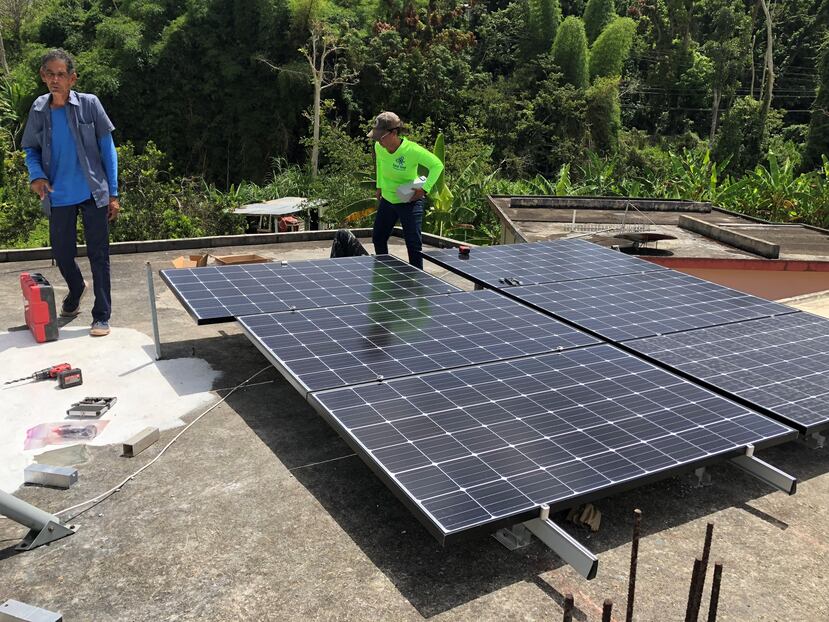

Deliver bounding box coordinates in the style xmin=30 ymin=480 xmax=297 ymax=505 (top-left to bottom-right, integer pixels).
xmin=368 ymin=111 xmax=403 ymax=140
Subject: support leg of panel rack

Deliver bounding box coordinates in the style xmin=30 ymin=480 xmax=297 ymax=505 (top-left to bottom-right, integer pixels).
xmin=523 ymin=505 xmax=599 ymax=580
xmin=731 ymin=446 xmax=797 ymax=495
xmin=146 ymin=262 xmax=163 ymax=360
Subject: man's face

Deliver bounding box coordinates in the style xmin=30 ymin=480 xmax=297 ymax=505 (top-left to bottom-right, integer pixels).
xmin=40 ymin=59 xmax=77 ymax=98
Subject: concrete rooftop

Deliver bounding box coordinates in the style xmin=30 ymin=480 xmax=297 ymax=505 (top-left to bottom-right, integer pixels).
xmin=1 ymin=237 xmax=828 ymax=621
xmin=490 ymin=196 xmax=829 ymax=262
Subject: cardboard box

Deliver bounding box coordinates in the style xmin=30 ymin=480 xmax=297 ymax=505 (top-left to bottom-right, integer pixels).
xmin=212 ymin=253 xmax=269 ymax=265
xmin=171 ymin=254 xmax=208 ymax=268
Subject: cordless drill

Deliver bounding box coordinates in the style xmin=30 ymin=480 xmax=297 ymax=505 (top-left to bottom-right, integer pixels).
xmin=4 ymin=363 xmax=84 ymax=388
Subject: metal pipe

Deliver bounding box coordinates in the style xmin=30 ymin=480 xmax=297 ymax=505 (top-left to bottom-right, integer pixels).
xmin=684 ymin=558 xmax=703 ymax=622
xmin=146 ymin=261 xmax=162 ymax=360
xmin=0 ymin=489 xmax=74 ymax=550
xmin=602 ymin=599 xmax=613 ymax=622
xmin=562 ymin=593 xmax=574 ymax=622
xmin=626 ymin=508 xmax=642 ymax=622
xmin=0 ymin=490 xmax=57 ymax=531
xmin=707 ymin=562 xmax=723 ymax=622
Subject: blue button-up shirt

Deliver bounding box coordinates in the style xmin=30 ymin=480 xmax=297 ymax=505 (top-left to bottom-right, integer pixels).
xmin=21 ymin=90 xmax=117 ymax=214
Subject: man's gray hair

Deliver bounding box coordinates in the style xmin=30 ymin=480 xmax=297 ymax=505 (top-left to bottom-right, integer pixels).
xmin=40 ymin=49 xmax=76 ymax=75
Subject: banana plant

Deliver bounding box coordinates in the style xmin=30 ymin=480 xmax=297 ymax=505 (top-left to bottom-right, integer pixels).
xmin=343 ymin=171 xmax=378 ymax=224
xmin=423 ymin=133 xmax=455 ymax=237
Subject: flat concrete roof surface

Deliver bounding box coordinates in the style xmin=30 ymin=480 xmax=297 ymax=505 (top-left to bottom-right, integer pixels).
xmin=492 ymin=196 xmax=829 ymax=261
xmin=1 ymin=239 xmax=828 ymax=621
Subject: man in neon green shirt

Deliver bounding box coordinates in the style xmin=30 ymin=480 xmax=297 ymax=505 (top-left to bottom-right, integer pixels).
xmin=368 ymin=111 xmax=444 ymax=270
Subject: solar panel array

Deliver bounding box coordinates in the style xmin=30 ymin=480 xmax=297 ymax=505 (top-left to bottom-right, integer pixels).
xmin=160 ymin=255 xmax=459 ymax=324
xmin=511 ymin=271 xmax=797 ymax=341
xmin=422 ymin=238 xmax=664 ymax=288
xmin=423 ymin=238 xmax=829 ymax=434
xmin=159 ymin=241 xmax=806 ymax=547
xmin=310 ymin=344 xmax=795 ymax=541
xmin=628 ymin=313 xmax=829 ymax=433
xmin=239 ymin=290 xmax=599 ymax=394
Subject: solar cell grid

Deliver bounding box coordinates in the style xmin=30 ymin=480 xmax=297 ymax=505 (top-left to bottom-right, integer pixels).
xmin=239 ymin=289 xmax=599 ymax=394
xmin=628 ymin=312 xmax=829 ymax=433
xmin=508 ymin=271 xmax=797 ymax=341
xmin=421 ymin=238 xmax=665 ymax=288
xmin=160 ymin=254 xmax=459 ymax=324
xmin=310 ymin=344 xmax=795 ymax=540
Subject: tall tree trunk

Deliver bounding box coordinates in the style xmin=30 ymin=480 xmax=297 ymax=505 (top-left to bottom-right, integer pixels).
xmin=0 ymin=27 xmax=9 ymax=75
xmin=758 ymin=0 xmax=774 ymax=124
xmin=311 ymin=74 xmax=321 ymax=179
xmin=709 ymin=88 xmax=722 ymax=146
xmin=749 ymin=34 xmax=756 ymax=98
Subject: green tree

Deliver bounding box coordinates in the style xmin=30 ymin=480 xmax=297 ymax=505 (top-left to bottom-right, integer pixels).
xmin=141 ymin=0 xmax=295 ymax=184
xmin=526 ymin=0 xmax=561 ymax=57
xmin=552 ymin=16 xmax=588 ymax=88
xmin=515 ymin=73 xmax=587 ymax=175
xmin=803 ymin=35 xmax=829 ymax=171
xmin=588 ymin=16 xmax=635 ymax=81
xmin=583 ymin=0 xmax=615 ymax=44
xmin=474 ymin=1 xmax=526 ymax=75
xmin=713 ymin=96 xmax=764 ymax=173
xmin=695 ymin=0 xmax=750 ymax=144
xmin=585 ymin=76 xmax=620 ymax=153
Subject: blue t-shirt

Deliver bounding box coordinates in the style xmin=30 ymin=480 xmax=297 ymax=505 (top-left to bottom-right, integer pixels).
xmin=49 ymin=107 xmax=92 ymax=207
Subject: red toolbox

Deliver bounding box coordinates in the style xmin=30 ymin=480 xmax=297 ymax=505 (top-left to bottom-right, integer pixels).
xmin=20 ymin=272 xmax=59 ymax=343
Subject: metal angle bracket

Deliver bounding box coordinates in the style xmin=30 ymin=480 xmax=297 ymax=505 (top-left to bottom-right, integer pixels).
xmin=799 ymin=431 xmax=826 ymax=450
xmin=17 ymin=521 xmax=76 ymax=552
xmin=524 ymin=505 xmax=599 ymax=580
xmin=730 ymin=445 xmax=797 ymax=495
xmin=0 ymin=490 xmax=76 ymax=551
xmin=493 ymin=524 xmax=533 ymax=550
xmin=694 ymin=467 xmax=712 ymax=487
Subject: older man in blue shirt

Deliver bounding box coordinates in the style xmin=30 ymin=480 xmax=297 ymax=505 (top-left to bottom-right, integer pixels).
xmin=22 ymin=49 xmax=119 ymax=337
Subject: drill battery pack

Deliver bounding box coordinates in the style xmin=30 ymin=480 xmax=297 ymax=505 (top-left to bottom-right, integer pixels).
xmin=20 ymin=272 xmax=59 ymax=343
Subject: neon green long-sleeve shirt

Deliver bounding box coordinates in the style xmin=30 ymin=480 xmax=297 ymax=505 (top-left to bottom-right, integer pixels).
xmin=374 ymin=138 xmax=444 ymax=204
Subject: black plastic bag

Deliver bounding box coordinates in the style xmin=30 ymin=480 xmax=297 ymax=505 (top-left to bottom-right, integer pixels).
xmin=330 ymin=229 xmax=369 ymax=258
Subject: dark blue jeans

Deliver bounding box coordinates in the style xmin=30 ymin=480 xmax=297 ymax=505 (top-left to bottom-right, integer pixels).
xmin=50 ymin=199 xmax=111 ymax=322
xmin=372 ymin=197 xmax=425 ymax=269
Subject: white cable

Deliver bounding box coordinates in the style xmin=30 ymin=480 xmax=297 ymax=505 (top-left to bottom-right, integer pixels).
xmin=52 ymin=365 xmax=272 ymax=520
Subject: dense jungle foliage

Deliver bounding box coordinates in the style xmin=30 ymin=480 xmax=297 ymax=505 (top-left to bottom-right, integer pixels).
xmin=0 ymin=0 xmax=828 ymax=247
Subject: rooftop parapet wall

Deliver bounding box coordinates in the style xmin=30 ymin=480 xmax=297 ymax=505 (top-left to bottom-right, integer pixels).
xmin=0 ymin=228 xmax=463 ymax=263
xmin=509 ymin=196 xmax=712 ymax=212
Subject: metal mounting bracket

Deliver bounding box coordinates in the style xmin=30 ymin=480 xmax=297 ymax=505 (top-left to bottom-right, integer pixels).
xmin=492 ymin=506 xmax=599 ymax=579
xmin=799 ymin=431 xmax=826 ymax=450
xmin=730 ymin=445 xmax=797 ymax=495
xmin=493 ymin=523 xmax=533 ymax=550
xmin=694 ymin=466 xmax=712 ymax=487
xmin=0 ymin=490 xmax=75 ymax=551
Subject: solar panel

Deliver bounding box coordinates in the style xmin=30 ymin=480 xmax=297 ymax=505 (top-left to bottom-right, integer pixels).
xmin=239 ymin=289 xmax=600 ymax=395
xmin=507 ymin=271 xmax=798 ymax=341
xmin=308 ymin=344 xmax=795 ymax=542
xmin=421 ymin=238 xmax=665 ymax=288
xmin=160 ymin=255 xmax=460 ymax=324
xmin=627 ymin=312 xmax=829 ymax=434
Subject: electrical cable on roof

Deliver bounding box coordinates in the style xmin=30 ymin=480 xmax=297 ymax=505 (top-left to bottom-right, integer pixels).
xmin=46 ymin=365 xmax=273 ymax=522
